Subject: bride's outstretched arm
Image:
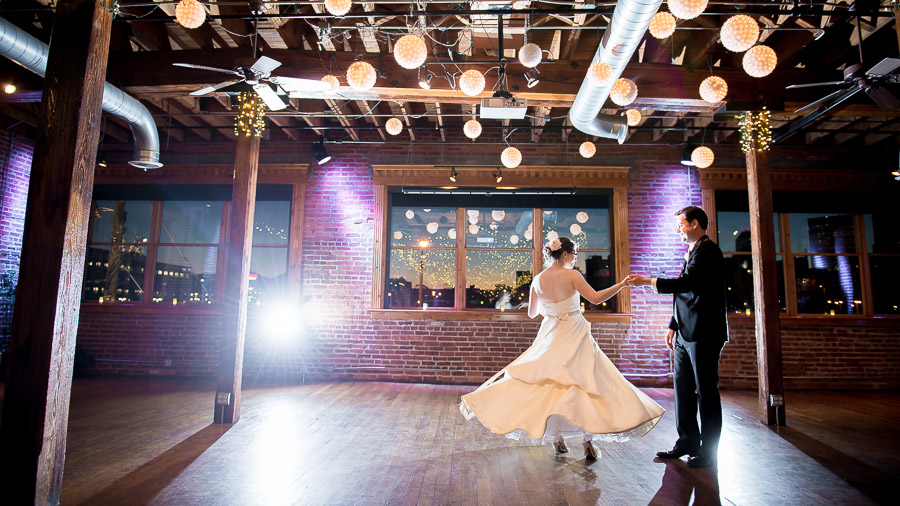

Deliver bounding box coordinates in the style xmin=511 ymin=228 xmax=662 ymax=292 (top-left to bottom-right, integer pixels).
xmin=572 ymin=271 xmax=628 ymax=305
xmin=527 ymin=284 xmax=542 ymax=319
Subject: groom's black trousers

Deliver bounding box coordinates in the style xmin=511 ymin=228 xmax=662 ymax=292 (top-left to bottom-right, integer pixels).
xmin=673 ymin=336 xmax=724 ymax=457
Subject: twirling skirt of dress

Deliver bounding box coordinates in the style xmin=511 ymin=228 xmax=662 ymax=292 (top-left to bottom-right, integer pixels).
xmin=459 ymin=312 xmax=665 ymax=443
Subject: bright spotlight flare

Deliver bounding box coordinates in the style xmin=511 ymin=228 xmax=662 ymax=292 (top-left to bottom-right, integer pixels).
xmin=262 ymin=302 xmax=305 ymax=341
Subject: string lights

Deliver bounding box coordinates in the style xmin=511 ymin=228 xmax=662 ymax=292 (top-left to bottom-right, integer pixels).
xmin=234 ymin=91 xmax=265 ymax=137
xmin=738 ymin=107 xmax=772 ymax=153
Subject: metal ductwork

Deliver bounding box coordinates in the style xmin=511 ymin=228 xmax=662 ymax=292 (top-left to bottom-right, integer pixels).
xmin=0 ymin=17 xmax=162 ymax=169
xmin=568 ymin=0 xmax=664 ymax=144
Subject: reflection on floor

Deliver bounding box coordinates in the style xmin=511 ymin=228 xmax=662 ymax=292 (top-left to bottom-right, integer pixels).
xmin=42 ymin=379 xmax=900 ymax=505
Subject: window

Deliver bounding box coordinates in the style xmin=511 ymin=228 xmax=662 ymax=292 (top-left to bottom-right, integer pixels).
xmin=385 ymin=192 xmax=615 ymax=312
xmin=83 ymin=185 xmax=293 ymax=306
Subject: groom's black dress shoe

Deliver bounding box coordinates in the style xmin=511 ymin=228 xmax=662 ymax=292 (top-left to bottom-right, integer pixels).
xmin=656 ymin=447 xmax=694 ymax=459
xmin=687 ymin=455 xmax=715 ymax=468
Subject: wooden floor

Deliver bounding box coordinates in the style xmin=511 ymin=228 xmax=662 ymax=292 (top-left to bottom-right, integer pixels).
xmin=2 ymin=379 xmax=898 ymax=505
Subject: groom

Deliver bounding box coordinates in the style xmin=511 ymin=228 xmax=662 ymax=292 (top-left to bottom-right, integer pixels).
xmin=628 ymin=206 xmax=728 ymax=468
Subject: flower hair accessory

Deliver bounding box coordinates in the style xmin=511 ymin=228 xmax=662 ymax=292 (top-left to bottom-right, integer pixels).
xmin=549 ymin=239 xmax=562 ymax=251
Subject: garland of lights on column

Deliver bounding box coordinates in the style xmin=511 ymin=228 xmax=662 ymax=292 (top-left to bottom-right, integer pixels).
xmin=234 ymin=91 xmax=266 ymax=137
xmin=738 ymin=108 xmax=771 ymax=153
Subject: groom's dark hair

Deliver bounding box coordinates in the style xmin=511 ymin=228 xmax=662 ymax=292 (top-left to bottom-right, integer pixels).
xmin=675 ymin=206 xmax=709 ymax=230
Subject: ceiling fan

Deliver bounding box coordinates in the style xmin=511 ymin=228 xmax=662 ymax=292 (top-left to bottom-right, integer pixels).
xmin=173 ymin=55 xmax=330 ymax=111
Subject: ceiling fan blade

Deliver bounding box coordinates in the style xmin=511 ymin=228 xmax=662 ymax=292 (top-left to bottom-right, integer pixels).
xmin=865 ymin=57 xmax=900 ymax=78
xmin=866 ymin=86 xmax=900 ymax=110
xmin=250 ymin=56 xmax=282 ymax=75
xmin=268 ymin=76 xmax=331 ymax=92
xmin=173 ymin=63 xmax=241 ymax=76
xmin=775 ymin=87 xmax=863 ymax=142
xmin=190 ymin=80 xmax=242 ymax=96
xmin=253 ymin=83 xmax=287 ymax=111
xmin=785 ymin=81 xmax=847 ymax=89
xmin=794 ymin=87 xmax=854 ymax=113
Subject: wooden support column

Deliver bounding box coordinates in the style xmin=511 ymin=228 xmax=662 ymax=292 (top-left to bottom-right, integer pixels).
xmin=214 ymin=134 xmax=260 ymax=424
xmin=0 ymin=0 xmax=113 ymax=503
xmin=745 ymin=147 xmax=787 ymax=426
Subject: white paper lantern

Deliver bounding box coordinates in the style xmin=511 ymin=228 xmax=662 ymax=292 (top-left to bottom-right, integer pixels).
xmin=394 ymin=34 xmax=428 ymax=69
xmin=721 ymin=15 xmax=759 ymax=52
xmin=346 ymin=61 xmax=377 ymax=91
xmin=570 ymin=223 xmax=583 ymax=236
xmin=175 ymin=0 xmax=206 ymax=29
xmin=691 ymin=146 xmax=715 ymax=168
xmin=459 ymin=69 xmax=486 ymax=96
xmin=385 ymin=117 xmax=403 ymax=136
xmin=426 ymin=222 xmax=439 ymax=234
xmin=321 ymin=75 xmax=340 ymax=92
xmin=699 ymin=76 xmax=728 ymax=103
xmin=518 ymin=43 xmax=542 ymax=68
xmin=489 ymin=222 xmax=499 ymax=231
xmin=501 ymin=147 xmax=522 ymax=168
xmin=547 ymin=230 xmax=559 ymax=242
xmin=588 ymin=62 xmax=613 ymax=86
xmin=324 ymin=0 xmax=352 ymax=16
xmin=510 ymin=234 xmax=519 ymax=245
xmin=576 ymin=211 xmax=589 ymax=223
xmin=579 ymin=141 xmax=596 ymax=158
xmin=524 ymin=228 xmax=533 ymax=241
xmin=468 ymin=224 xmax=479 ymax=235
xmin=492 ymin=210 xmax=506 ymax=221
xmin=609 ymin=78 xmax=638 ymax=106
xmin=625 ymin=109 xmax=642 ymax=126
xmin=448 ymin=228 xmax=457 ymax=240
xmin=648 ymin=11 xmax=676 ymax=39
xmin=463 ymin=119 xmax=482 ymax=139
xmin=405 ymin=209 xmax=415 ymax=219
xmin=743 ymin=45 xmax=777 ymax=78
xmin=668 ymin=0 xmax=708 ymax=20
xmin=393 ymin=231 xmax=403 ymax=240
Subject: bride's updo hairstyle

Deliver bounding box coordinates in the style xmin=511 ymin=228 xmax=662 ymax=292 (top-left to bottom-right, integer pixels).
xmin=543 ymin=236 xmax=576 ymax=266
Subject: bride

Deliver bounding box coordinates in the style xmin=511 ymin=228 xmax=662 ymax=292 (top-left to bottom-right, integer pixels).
xmin=459 ymin=237 xmax=665 ymax=459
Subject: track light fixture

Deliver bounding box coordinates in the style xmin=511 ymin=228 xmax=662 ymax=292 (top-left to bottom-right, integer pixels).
xmin=493 ymin=168 xmax=503 ymax=183
xmin=449 ymin=167 xmax=458 ymax=182
xmin=313 ymin=138 xmax=332 ymax=165
xmin=681 ymin=142 xmax=696 ymax=166
xmin=525 ymin=68 xmax=540 ymax=88
xmin=419 ymin=69 xmax=433 ymax=90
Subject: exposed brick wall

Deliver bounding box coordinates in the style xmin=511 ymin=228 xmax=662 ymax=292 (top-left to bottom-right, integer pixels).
xmin=3 ymin=130 xmax=896 ymax=389
xmin=0 ymin=131 xmax=33 ymax=353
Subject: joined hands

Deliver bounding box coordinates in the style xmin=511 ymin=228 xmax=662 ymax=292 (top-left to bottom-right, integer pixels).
xmin=624 ymin=274 xmax=651 ymax=287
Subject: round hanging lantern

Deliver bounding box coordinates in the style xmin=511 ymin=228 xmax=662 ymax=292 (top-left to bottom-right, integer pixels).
xmin=691 ymin=146 xmax=715 ymax=168
xmin=699 ymin=76 xmax=728 ymax=103
xmin=463 ymin=119 xmax=482 ymax=139
xmin=346 ymin=61 xmax=377 ymax=91
xmin=518 ymin=43 xmax=542 ymax=68
xmin=587 ymin=62 xmax=613 ymax=86
xmin=426 ymin=222 xmax=439 ymax=234
xmin=576 ymin=211 xmax=589 ymax=223
xmin=721 ymin=15 xmax=759 ymax=52
xmin=668 ymin=0 xmax=708 ymax=20
xmin=546 ymin=230 xmax=559 ymax=242
xmin=321 ymin=75 xmax=340 ymax=92
xmin=405 ymin=209 xmax=415 ymax=219
xmin=459 ymin=69 xmax=486 ymax=96
xmin=510 ymin=234 xmax=519 ymax=245
xmin=385 ymin=117 xmax=403 ymax=136
xmin=609 ymin=78 xmax=638 ymax=106
xmin=743 ymin=45 xmax=777 ymax=78
xmin=524 ymin=228 xmax=533 ymax=241
xmin=448 ymin=228 xmax=457 ymax=239
xmin=175 ymin=0 xmax=206 ymax=29
xmin=501 ymin=147 xmax=522 ymax=168
xmin=394 ymin=34 xmax=427 ymax=69
xmin=324 ymin=0 xmax=352 ymax=16
xmin=489 ymin=222 xmax=499 ymax=231
xmin=625 ymin=109 xmax=642 ymax=126
xmin=579 ymin=141 xmax=596 ymax=158
xmin=569 ymin=223 xmax=583 ymax=236
xmin=491 ymin=210 xmax=506 ymax=221
xmin=468 ymin=224 xmax=479 ymax=235
xmin=648 ymin=11 xmax=676 ymax=39
xmin=393 ymin=231 xmax=403 ymax=240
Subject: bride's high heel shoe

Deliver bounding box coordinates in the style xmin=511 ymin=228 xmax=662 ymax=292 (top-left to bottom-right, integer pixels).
xmin=553 ymin=437 xmax=569 ymax=454
xmin=583 ymin=441 xmax=599 ymax=460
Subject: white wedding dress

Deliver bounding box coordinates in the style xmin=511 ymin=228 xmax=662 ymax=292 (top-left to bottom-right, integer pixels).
xmin=459 ymin=292 xmax=665 ymax=442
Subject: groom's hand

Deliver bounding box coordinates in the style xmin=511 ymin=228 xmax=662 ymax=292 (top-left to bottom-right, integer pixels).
xmin=664 ymin=329 xmax=676 ymax=351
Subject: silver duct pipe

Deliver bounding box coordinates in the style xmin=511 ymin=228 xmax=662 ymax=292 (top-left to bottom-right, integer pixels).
xmin=0 ymin=17 xmax=162 ymax=169
xmin=568 ymin=0 xmax=664 ymax=144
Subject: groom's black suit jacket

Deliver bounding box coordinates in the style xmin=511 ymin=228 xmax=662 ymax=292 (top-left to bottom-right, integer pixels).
xmin=656 ymin=235 xmax=728 ymax=344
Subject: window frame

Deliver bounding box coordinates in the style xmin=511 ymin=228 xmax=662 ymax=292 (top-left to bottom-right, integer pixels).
xmin=700 ymin=168 xmax=899 ymax=323
xmin=80 ymin=164 xmax=307 ymax=314
xmin=370 ymin=165 xmax=631 ymax=322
